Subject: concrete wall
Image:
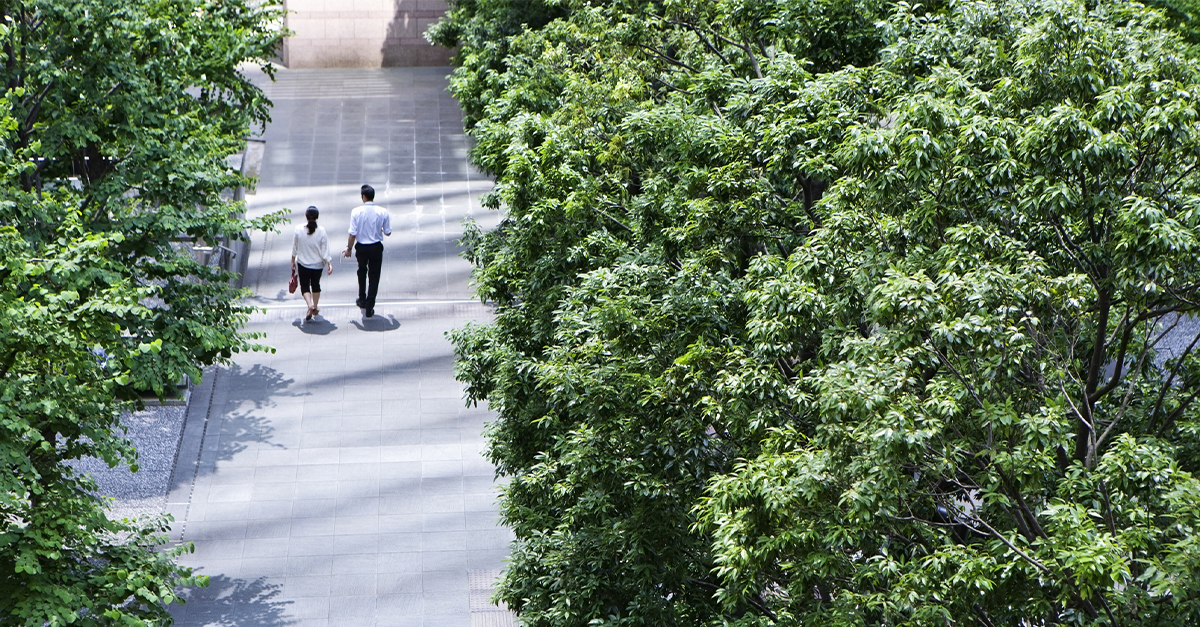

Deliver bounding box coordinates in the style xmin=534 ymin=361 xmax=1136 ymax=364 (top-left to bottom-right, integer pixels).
xmin=281 ymin=0 xmax=453 ymax=68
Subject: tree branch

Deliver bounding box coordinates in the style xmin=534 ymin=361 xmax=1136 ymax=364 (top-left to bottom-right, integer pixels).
xmin=1157 ymin=386 xmax=1200 ymax=438
xmin=1048 ymin=218 xmax=1101 ymax=282
xmin=667 ymin=18 xmax=762 ymax=79
xmin=1077 ymin=283 xmax=1111 ymax=463
xmin=1088 ymin=304 xmax=1191 ymax=404
xmin=972 ymin=604 xmax=997 ymax=627
xmin=1093 ymin=322 xmax=1156 ymax=461
xmin=929 ymin=344 xmax=985 ymax=410
xmin=1148 ymin=325 xmax=1200 ymax=432
xmin=1088 ymin=304 xmax=1133 ymax=402
xmin=974 ymin=516 xmax=1051 ymax=574
xmin=648 ymin=74 xmax=694 ymax=97
xmin=633 ymin=43 xmax=699 ymax=74
xmin=596 ymin=202 xmax=634 ymax=233
xmin=664 ymin=19 xmax=732 ymax=67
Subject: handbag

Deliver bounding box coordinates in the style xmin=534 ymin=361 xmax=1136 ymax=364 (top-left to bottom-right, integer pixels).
xmin=288 ymin=267 xmax=298 ymax=294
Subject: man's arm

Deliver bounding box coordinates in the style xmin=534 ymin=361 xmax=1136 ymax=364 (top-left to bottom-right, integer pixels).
xmin=346 ymin=205 xmax=361 ymax=257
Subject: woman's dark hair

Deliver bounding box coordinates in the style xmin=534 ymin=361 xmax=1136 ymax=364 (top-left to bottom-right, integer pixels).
xmin=305 ymin=206 xmax=319 ymax=235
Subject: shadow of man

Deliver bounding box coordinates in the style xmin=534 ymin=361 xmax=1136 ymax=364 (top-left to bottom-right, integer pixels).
xmin=350 ymin=314 xmax=400 ymax=332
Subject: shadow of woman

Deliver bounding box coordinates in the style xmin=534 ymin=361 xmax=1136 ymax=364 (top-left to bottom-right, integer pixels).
xmin=291 ymin=318 xmax=337 ymax=335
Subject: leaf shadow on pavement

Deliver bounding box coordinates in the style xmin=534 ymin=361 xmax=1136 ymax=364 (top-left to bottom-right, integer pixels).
xmin=171 ymin=574 xmax=294 ymax=627
xmin=350 ymin=314 xmax=401 ymax=332
xmin=202 ymin=364 xmax=298 ymax=475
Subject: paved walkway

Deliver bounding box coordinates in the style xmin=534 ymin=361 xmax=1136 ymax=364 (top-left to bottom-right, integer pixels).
xmin=166 ymin=68 xmax=511 ymax=627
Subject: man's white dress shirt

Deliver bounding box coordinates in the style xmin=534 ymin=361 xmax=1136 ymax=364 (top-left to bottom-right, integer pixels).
xmin=349 ymin=202 xmax=392 ymax=244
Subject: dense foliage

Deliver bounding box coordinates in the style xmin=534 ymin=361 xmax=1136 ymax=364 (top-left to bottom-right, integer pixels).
xmin=0 ymin=1 xmax=283 ymax=624
xmin=433 ymin=0 xmax=1200 ymax=624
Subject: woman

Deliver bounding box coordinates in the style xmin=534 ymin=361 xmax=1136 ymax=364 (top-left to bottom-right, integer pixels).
xmin=291 ymin=206 xmax=333 ymax=321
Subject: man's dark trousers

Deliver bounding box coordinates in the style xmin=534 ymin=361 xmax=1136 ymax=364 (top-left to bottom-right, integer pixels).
xmin=355 ymin=241 xmax=384 ymax=312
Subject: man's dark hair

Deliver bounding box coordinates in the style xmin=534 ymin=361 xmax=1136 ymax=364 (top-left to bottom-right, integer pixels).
xmin=361 ymin=184 xmax=375 ymax=201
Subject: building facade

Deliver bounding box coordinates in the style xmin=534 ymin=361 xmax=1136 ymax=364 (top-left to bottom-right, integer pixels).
xmin=279 ymin=0 xmax=453 ymax=68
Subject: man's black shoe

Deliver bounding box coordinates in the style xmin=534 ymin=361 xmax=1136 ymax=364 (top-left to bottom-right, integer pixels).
xmin=356 ymin=298 xmax=365 ymax=309
xmin=365 ymin=308 xmax=375 ymax=318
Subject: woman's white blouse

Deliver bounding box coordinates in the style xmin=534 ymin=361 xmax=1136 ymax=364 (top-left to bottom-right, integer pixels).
xmin=292 ymin=225 xmax=332 ymax=269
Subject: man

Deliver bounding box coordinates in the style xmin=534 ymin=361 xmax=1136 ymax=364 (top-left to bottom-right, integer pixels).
xmin=343 ymin=184 xmax=391 ymax=318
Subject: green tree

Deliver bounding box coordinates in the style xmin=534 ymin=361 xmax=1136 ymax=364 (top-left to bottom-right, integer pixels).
xmin=436 ymin=0 xmax=886 ymax=624
xmin=700 ymin=1 xmax=1200 ymax=623
xmin=1148 ymin=0 xmax=1200 ymax=51
xmin=437 ymin=0 xmax=1200 ymax=624
xmin=0 ymin=1 xmax=284 ymax=624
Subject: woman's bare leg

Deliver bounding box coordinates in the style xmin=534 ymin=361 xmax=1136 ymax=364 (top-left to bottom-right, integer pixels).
xmin=312 ymin=290 xmax=322 ymax=316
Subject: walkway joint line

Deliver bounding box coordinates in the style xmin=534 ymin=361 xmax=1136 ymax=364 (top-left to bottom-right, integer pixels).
xmin=250 ymin=298 xmax=484 ymax=310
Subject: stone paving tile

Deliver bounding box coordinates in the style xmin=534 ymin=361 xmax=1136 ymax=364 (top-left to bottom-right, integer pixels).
xmin=169 ymin=68 xmax=510 ymax=627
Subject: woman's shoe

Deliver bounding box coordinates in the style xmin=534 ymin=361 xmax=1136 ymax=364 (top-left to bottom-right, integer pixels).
xmin=313 ymin=307 xmax=319 ymax=317
xmin=305 ymin=307 xmax=314 ymax=321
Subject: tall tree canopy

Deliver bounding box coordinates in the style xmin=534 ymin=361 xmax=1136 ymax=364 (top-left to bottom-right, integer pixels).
xmin=433 ymin=0 xmax=1200 ymax=624
xmin=0 ymin=1 xmax=283 ymax=624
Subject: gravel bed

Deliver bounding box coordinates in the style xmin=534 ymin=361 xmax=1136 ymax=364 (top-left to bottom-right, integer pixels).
xmin=68 ymin=404 xmax=188 ymax=523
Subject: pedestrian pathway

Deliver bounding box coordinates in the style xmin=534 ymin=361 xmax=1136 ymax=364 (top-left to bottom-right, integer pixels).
xmin=166 ymin=68 xmax=511 ymax=627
